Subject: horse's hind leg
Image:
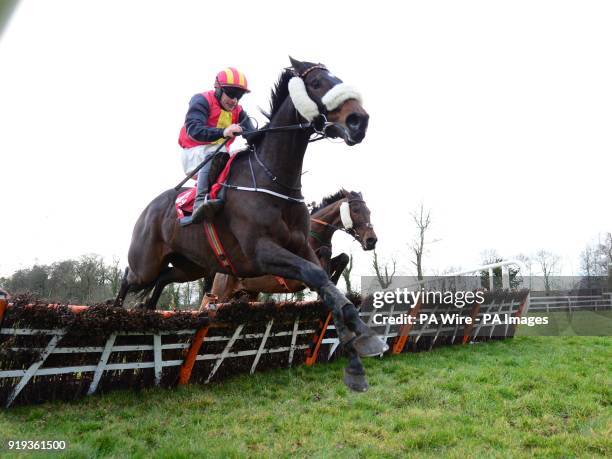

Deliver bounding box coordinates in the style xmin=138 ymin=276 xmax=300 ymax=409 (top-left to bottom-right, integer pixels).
xmin=144 ymin=260 xmax=208 ymax=310
xmin=209 ymin=274 xmax=242 ymax=303
xmin=143 ymin=269 xmax=188 ymax=310
xmin=113 ymin=267 xmax=130 ymax=308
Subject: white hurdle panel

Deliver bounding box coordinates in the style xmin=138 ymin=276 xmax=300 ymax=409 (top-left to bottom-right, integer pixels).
xmin=0 ymin=315 xmax=316 ymax=407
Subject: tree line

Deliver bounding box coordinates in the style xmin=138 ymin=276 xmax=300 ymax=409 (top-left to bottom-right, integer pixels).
xmin=1 ymin=255 xmax=122 ymax=304
xmin=0 ymin=255 xmax=307 ymax=308
xmin=0 ymin=255 xmax=203 ymax=309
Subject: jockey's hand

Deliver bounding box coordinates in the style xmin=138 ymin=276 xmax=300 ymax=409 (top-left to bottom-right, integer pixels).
xmin=223 ymin=124 xmax=243 ymax=138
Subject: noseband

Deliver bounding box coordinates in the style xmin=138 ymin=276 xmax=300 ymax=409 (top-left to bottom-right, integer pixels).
xmin=311 ymin=198 xmax=372 ymax=245
xmin=221 ymin=65 xmax=363 ymax=203
xmin=288 ymin=65 xmax=363 ymax=141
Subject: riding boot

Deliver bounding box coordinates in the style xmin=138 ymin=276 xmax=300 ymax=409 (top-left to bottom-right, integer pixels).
xmin=189 ymin=162 xmax=224 ymax=225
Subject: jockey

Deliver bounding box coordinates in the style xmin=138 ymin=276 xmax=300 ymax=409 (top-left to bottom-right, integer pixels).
xmin=178 ymin=67 xmax=255 ymax=225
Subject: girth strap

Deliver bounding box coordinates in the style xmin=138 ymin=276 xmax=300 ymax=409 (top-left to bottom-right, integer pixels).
xmin=203 ymin=222 xmax=237 ymax=275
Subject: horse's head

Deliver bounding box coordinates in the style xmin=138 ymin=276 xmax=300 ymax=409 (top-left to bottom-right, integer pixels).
xmin=289 ymin=57 xmax=369 ymax=145
xmin=341 ymin=190 xmax=377 ymax=250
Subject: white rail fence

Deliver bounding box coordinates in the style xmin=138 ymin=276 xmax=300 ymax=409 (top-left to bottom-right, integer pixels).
xmin=528 ymin=294 xmax=612 ymax=312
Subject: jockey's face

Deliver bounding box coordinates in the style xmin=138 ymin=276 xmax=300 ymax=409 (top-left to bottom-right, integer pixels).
xmin=220 ymin=92 xmax=237 ymax=111
xmin=220 ymin=90 xmax=243 ymax=111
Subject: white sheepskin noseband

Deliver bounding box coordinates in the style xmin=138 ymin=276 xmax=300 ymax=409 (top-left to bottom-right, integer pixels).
xmin=289 ymin=77 xmax=363 ymax=122
xmin=288 ymin=77 xmax=320 ymax=122
xmin=322 ymin=83 xmax=363 ymax=111
xmin=339 ymin=201 xmax=353 ymax=229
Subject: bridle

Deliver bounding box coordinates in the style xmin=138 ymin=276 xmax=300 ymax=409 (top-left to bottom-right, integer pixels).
xmin=239 ymin=64 xmax=345 ymax=141
xmin=221 ymin=64 xmax=363 ymax=202
xmin=291 ymin=64 xmax=361 ymax=142
xmin=310 ymin=198 xmax=373 ymax=247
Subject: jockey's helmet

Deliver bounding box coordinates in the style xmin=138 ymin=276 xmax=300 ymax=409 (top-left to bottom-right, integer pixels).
xmin=214 ymin=68 xmax=250 ymax=93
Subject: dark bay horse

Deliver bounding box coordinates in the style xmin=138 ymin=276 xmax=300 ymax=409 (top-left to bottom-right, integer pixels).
xmin=115 ymin=58 xmax=386 ymax=391
xmin=203 ymin=189 xmax=377 ymax=305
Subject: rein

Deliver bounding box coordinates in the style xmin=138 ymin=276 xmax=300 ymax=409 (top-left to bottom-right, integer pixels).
xmin=241 ymin=113 xmax=337 ymax=142
xmin=216 ymin=64 xmax=359 ymax=203
xmin=220 ymin=115 xmax=337 ymax=202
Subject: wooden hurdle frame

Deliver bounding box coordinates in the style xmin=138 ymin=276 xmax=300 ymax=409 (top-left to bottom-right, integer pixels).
xmin=0 ymin=305 xmax=319 ymax=407
xmin=1 ymin=288 xmax=530 ymax=408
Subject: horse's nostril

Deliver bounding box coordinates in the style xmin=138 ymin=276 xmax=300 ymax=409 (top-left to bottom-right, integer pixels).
xmin=366 ymin=237 xmax=377 ymax=248
xmin=346 ymin=113 xmax=363 ymax=131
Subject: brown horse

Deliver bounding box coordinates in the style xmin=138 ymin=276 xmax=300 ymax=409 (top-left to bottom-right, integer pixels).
xmin=114 ymin=58 xmax=386 ymax=391
xmin=203 ymin=189 xmax=377 ymax=305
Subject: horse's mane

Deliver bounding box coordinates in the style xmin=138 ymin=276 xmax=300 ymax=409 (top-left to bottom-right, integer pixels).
xmin=261 ymin=68 xmax=294 ymax=121
xmin=310 ymin=190 xmax=349 ymax=215
xmin=245 ymin=68 xmax=294 ymax=146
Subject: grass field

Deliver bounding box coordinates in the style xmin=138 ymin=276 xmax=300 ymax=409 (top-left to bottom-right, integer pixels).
xmin=518 ymin=310 xmax=612 ymax=336
xmin=1 ymin=336 xmax=610 ymax=458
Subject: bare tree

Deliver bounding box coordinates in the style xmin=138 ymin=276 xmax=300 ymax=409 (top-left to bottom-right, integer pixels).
xmin=514 ymin=253 xmax=533 ymax=289
xmin=372 ymin=250 xmax=396 ymax=289
xmin=535 ymin=250 xmax=560 ymax=294
xmin=597 ymin=232 xmax=612 ymax=273
xmin=409 ymin=203 xmax=438 ymax=280
xmin=106 ymin=257 xmax=123 ymax=297
xmin=605 ymin=233 xmax=612 ymax=288
xmin=341 ymin=254 xmax=354 ymax=294
xmin=180 ymin=282 xmax=193 ymax=309
xmin=515 ymin=253 xmax=532 ymax=275
xmin=580 ymin=244 xmax=600 ymax=278
xmin=481 ymin=249 xmax=501 ymax=265
xmin=196 ymin=278 xmax=207 ymax=305
xmin=75 ymin=255 xmax=106 ymax=303
xmin=479 ymin=250 xmax=503 ymax=290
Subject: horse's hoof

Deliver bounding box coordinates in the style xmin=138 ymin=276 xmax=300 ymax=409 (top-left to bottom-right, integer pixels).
xmin=344 ymin=369 xmax=368 ymax=392
xmin=135 ymin=302 xmax=146 ymax=310
xmin=352 ymin=334 xmax=389 ymax=357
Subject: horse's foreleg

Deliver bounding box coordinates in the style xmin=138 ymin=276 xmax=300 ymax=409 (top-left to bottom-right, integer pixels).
xmin=344 ymin=344 xmax=368 ymax=392
xmin=252 ymin=239 xmax=352 ymax=342
xmin=252 ymin=239 xmax=386 ymax=357
xmin=328 ymin=253 xmax=350 ymax=285
xmin=113 ymin=267 xmax=130 ymax=308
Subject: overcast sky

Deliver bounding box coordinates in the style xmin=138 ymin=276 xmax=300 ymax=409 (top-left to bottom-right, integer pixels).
xmin=1 ymin=0 xmax=610 ymax=280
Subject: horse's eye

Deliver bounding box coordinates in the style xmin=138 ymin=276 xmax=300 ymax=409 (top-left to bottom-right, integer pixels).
xmin=310 ymin=78 xmax=321 ymax=89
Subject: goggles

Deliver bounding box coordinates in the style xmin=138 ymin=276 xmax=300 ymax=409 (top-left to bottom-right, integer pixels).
xmin=223 ymin=87 xmax=246 ymax=100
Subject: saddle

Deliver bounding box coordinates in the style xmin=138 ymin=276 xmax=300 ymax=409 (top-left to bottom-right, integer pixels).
xmin=175 ymin=152 xmax=236 ymax=218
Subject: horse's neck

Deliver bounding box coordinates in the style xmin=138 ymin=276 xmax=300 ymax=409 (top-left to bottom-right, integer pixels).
xmin=258 ymin=100 xmax=310 ymax=189
xmin=311 ymin=201 xmax=343 ymax=246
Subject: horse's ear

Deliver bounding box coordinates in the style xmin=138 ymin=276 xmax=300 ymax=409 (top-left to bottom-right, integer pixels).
xmin=341 ymin=188 xmax=349 ymax=198
xmin=289 ymin=56 xmax=307 ymax=75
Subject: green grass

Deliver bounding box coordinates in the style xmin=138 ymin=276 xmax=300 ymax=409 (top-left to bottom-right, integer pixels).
xmin=518 ymin=310 xmax=612 ymax=336
xmin=1 ymin=337 xmax=610 ymax=458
